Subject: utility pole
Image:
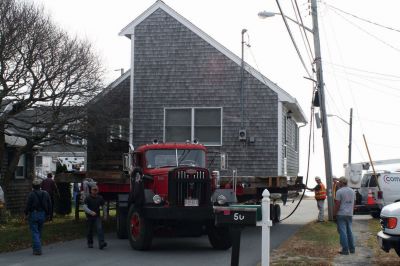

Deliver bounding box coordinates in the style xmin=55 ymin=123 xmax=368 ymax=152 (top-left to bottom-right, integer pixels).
xmin=348 ymin=108 xmax=353 ymax=165
xmin=311 ymin=0 xmax=334 ymax=221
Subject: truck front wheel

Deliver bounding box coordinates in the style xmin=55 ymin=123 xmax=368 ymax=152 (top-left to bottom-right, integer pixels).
xmin=127 ymin=205 xmax=153 ymax=250
xmin=207 ymin=225 xmax=232 ymax=250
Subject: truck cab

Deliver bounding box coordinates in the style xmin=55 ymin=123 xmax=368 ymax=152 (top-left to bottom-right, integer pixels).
xmin=377 ymin=202 xmax=400 ymax=256
xmin=117 ymin=142 xmax=236 ymax=250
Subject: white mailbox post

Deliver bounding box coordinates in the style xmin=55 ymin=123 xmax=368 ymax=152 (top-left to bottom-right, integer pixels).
xmin=257 ymin=189 xmax=273 ymax=266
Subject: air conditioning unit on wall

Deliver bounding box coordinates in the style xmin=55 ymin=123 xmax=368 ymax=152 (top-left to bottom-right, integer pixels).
xmin=238 ymin=129 xmax=247 ymax=141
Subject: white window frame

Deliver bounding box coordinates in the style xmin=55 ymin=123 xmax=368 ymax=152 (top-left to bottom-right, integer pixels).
xmin=15 ymin=154 xmax=25 ymax=179
xmin=164 ymin=107 xmax=223 ymax=146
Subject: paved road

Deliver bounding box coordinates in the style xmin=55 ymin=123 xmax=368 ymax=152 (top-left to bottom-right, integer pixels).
xmin=0 ymin=199 xmax=318 ymax=266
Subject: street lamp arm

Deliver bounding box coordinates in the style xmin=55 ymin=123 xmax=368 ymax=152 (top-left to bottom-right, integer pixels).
xmin=327 ymin=114 xmax=350 ymax=125
xmin=258 ymin=11 xmax=313 ymax=33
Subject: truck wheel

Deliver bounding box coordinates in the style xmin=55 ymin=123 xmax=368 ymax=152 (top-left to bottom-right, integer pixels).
xmin=370 ymin=211 xmax=380 ymax=219
xmin=207 ymin=225 xmax=232 ymax=250
xmin=270 ymin=204 xmax=276 ymax=223
xmin=127 ymin=205 xmax=153 ymax=250
xmin=116 ymin=208 xmax=128 ymax=239
xmin=395 ymin=247 xmax=400 ymax=257
xmin=274 ymin=204 xmax=281 ymax=223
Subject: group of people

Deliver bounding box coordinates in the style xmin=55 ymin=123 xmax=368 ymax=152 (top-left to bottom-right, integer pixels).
xmin=308 ymin=176 xmax=355 ymax=255
xmin=24 ymin=174 xmax=107 ymax=255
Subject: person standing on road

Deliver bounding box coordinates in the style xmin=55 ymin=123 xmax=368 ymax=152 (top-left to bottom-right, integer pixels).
xmin=83 ymin=184 xmax=107 ymax=249
xmin=41 ymin=173 xmax=59 ymax=220
xmin=334 ymin=176 xmax=355 ymax=255
xmin=24 ymin=179 xmax=52 ymax=255
xmin=307 ymin=176 xmax=327 ymax=222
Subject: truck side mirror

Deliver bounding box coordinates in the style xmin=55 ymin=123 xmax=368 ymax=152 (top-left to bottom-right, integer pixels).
xmin=122 ymin=153 xmax=130 ymax=172
xmin=221 ymin=153 xmax=228 ymax=170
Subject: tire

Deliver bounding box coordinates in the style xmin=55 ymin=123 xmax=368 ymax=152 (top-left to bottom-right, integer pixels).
xmin=274 ymin=204 xmax=281 ymax=223
xmin=116 ymin=207 xmax=128 ymax=239
xmin=395 ymin=247 xmax=400 ymax=257
xmin=371 ymin=211 xmax=381 ymax=219
xmin=207 ymin=224 xmax=232 ymax=250
xmin=127 ymin=205 xmax=153 ymax=250
xmin=270 ymin=204 xmax=276 ymax=223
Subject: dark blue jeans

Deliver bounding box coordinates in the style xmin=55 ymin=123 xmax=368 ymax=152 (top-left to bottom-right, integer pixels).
xmin=337 ymin=215 xmax=355 ymax=253
xmin=29 ymin=211 xmax=46 ymax=252
xmin=87 ymin=216 xmax=105 ymax=246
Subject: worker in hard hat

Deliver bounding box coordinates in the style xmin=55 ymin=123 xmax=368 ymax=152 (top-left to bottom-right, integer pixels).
xmin=307 ymin=176 xmax=327 ymax=222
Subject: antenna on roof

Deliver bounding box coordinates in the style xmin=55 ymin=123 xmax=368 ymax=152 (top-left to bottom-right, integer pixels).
xmin=114 ymin=68 xmax=124 ymax=76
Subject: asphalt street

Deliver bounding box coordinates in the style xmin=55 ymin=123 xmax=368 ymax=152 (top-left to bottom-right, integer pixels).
xmin=0 ymin=198 xmax=318 ymax=266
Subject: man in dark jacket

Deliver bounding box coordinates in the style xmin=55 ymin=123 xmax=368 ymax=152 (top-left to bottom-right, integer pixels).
xmin=83 ymin=184 xmax=107 ymax=249
xmin=24 ymin=179 xmax=52 ymax=255
xmin=41 ymin=173 xmax=58 ymax=220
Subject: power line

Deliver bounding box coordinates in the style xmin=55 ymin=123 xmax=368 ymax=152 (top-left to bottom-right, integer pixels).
xmin=275 ymin=0 xmax=313 ymax=78
xmin=291 ymin=0 xmax=314 ymax=63
xmin=324 ymin=2 xmax=400 ymax=34
xmin=324 ymin=61 xmax=400 ymax=80
xmin=329 ymin=7 xmax=400 ymax=53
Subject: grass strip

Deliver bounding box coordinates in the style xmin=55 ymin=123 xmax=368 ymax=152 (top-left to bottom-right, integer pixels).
xmin=0 ymin=211 xmax=116 ymax=253
xmin=368 ymin=218 xmax=399 ymax=265
xmin=271 ymin=221 xmax=339 ymax=265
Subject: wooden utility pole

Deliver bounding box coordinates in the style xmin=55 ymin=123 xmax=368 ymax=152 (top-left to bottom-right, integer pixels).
xmin=311 ymin=0 xmax=334 ymax=221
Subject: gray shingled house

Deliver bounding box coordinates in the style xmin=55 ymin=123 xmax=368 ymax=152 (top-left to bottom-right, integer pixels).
xmin=87 ymin=1 xmax=307 ymax=180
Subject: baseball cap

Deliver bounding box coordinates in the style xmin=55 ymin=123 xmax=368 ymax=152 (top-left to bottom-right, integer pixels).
xmin=339 ymin=176 xmax=348 ymax=184
xmin=32 ymin=178 xmax=42 ymax=185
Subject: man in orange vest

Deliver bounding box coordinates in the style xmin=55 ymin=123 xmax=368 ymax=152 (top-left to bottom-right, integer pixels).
xmin=307 ymin=176 xmax=327 ymax=222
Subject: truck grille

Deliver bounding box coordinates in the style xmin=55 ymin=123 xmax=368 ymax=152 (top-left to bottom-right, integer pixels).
xmin=168 ymin=168 xmax=211 ymax=207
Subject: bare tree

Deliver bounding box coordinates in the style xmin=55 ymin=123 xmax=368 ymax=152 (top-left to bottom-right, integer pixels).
xmin=0 ymin=0 xmax=103 ymax=187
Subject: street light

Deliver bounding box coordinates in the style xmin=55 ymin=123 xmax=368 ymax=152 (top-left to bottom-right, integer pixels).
xmin=258 ymin=11 xmax=313 ymax=33
xmin=327 ymin=108 xmax=353 ymax=164
xmin=258 ymin=0 xmax=335 ymax=221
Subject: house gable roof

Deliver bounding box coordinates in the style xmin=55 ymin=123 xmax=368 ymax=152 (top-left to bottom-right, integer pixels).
xmin=119 ymin=1 xmax=307 ymax=123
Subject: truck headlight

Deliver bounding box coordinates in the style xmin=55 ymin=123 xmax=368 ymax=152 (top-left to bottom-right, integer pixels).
xmin=153 ymin=194 xmax=162 ymax=204
xmin=217 ymin=194 xmax=227 ymax=205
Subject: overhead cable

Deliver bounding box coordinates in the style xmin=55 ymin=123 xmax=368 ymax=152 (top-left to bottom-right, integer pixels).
xmin=324 ymin=2 xmax=400 ymax=34
xmin=275 ymin=0 xmax=313 ymax=79
xmin=329 ymin=8 xmax=400 ymax=53
xmin=293 ymin=0 xmax=314 ymax=62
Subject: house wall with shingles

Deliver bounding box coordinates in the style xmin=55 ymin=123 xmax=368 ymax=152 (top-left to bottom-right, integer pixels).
xmin=87 ymin=7 xmax=301 ymax=177
xmin=280 ymin=105 xmax=299 ymax=176
xmin=131 ymin=8 xmax=281 ymax=177
xmin=87 ymin=79 xmax=130 ymax=171
xmin=2 ymin=149 xmax=34 ymax=214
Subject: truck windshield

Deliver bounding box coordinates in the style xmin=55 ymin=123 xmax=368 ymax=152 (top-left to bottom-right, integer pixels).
xmin=145 ymin=149 xmax=206 ymax=168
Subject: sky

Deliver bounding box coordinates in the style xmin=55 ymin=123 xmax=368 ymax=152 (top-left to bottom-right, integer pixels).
xmin=32 ymin=0 xmax=400 ymax=188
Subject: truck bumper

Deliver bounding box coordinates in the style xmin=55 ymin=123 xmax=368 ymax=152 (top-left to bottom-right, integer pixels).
xmin=354 ymin=204 xmax=380 ymax=214
xmin=144 ymin=206 xmax=214 ymax=221
xmin=377 ymin=230 xmax=400 ymax=252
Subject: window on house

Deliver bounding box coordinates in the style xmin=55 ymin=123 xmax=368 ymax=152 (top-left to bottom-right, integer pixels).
xmin=294 ymin=126 xmax=299 ymax=152
xmin=15 ymin=154 xmax=25 ymax=179
xmin=35 ymin=156 xmax=43 ymax=167
xmin=194 ymin=109 xmax=221 ymax=146
xmin=165 ymin=108 xmax=222 ymax=146
xmin=107 ymin=123 xmax=129 ymax=143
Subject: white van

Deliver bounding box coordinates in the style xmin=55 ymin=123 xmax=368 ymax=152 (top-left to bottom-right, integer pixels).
xmin=358 ymin=172 xmax=400 ymax=217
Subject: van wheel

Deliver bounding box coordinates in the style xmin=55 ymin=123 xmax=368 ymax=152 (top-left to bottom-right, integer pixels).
xmin=370 ymin=211 xmax=380 ymax=219
xmin=127 ymin=205 xmax=153 ymax=250
xmin=207 ymin=225 xmax=232 ymax=250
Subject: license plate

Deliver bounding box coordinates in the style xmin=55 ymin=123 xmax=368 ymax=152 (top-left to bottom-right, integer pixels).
xmin=184 ymin=198 xmax=199 ymax=207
